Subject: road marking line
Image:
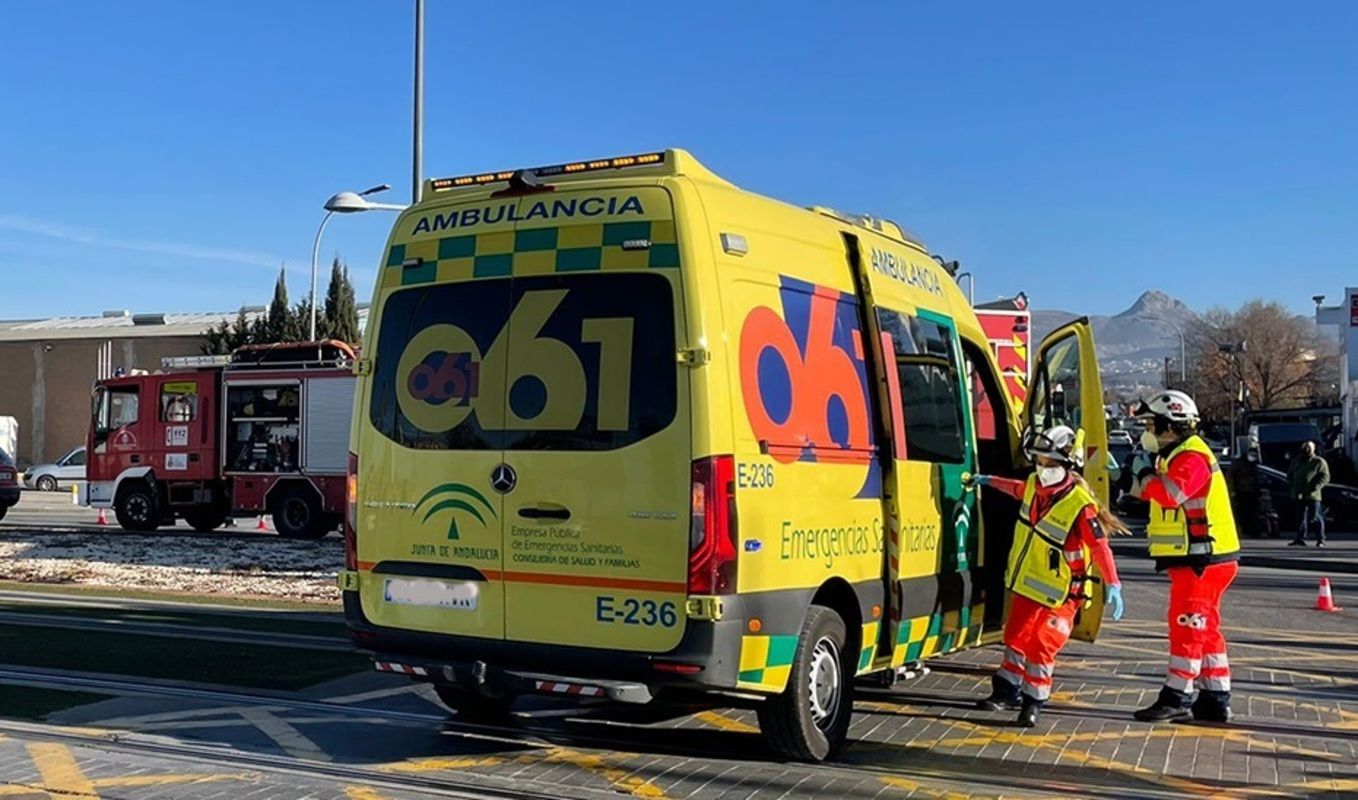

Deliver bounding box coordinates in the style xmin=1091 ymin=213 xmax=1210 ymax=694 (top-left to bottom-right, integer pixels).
xmin=694 ymin=710 xmax=758 ymax=733
xmin=880 ymin=775 xmax=981 ymax=799
xmin=93 ymin=773 xmax=253 ymax=789
xmin=534 ymin=747 xmax=669 ymax=798
xmin=238 ymin=708 xmax=332 ymax=762
xmin=326 ymin=684 xmax=430 ymax=704
xmin=380 ymin=756 xmax=506 ymax=774
xmin=27 ymin=742 xmax=98 ymax=800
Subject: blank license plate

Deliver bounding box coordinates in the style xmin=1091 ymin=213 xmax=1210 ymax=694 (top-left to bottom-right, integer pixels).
xmin=384 ymin=578 xmax=478 ymax=610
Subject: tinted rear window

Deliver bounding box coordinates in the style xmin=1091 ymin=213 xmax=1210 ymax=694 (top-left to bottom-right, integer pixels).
xmin=369 ymin=272 xmax=678 ymax=451
xmin=0 ymin=448 xmax=12 ymax=467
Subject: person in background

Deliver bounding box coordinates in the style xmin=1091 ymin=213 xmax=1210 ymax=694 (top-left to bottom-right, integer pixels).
xmin=967 ymin=425 xmax=1125 ymax=728
xmin=1129 ymin=390 xmax=1238 ymax=723
xmin=1229 ymin=450 xmax=1261 ymax=538
xmin=1288 ymin=441 xmax=1330 ymax=548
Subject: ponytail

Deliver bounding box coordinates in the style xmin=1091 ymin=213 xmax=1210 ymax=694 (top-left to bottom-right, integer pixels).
xmin=1074 ymin=473 xmax=1131 ymax=535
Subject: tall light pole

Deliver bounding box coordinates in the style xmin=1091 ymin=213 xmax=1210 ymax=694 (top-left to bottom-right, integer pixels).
xmin=412 ymin=0 xmax=424 ymax=205
xmin=309 ymin=185 xmax=404 ymax=341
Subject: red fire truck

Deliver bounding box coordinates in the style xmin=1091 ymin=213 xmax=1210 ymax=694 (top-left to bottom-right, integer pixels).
xmin=84 ymin=341 xmax=356 ymax=538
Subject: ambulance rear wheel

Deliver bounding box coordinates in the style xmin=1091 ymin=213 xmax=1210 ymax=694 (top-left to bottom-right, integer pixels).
xmin=271 ymin=487 xmax=325 ymax=539
xmin=183 ymin=506 xmax=229 ymax=532
xmin=115 ymin=483 xmax=160 ymax=532
xmin=756 ymin=605 xmax=854 ymax=762
xmin=433 ymin=685 xmax=515 ymax=721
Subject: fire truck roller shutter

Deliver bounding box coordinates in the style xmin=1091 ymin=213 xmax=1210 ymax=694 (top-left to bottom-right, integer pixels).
xmin=303 ymin=378 xmax=356 ymax=473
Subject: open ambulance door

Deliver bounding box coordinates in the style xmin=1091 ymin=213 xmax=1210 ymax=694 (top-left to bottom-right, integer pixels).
xmin=1023 ymin=318 xmax=1109 ymax=642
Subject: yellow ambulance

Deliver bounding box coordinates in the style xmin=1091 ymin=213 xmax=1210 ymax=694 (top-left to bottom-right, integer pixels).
xmin=341 ymin=149 xmax=1108 ymax=761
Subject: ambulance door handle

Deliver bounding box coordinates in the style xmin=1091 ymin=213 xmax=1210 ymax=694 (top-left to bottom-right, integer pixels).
xmin=518 ymin=507 xmax=571 ymax=522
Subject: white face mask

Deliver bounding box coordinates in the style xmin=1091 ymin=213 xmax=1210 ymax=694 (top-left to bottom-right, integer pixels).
xmin=1140 ymin=430 xmax=1161 ymax=453
xmin=1038 ymin=466 xmax=1066 ymax=487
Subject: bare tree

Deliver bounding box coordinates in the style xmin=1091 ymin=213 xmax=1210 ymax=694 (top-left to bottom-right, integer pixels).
xmin=1186 ymin=300 xmax=1332 ymax=423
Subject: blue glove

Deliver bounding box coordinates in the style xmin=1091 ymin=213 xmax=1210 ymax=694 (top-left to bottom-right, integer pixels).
xmin=1106 ymin=584 xmax=1125 ymax=621
xmin=965 ymin=473 xmax=993 ymax=488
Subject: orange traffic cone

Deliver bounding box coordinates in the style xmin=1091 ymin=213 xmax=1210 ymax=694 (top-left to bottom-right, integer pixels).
xmin=256 ymin=516 xmax=269 ymax=532
xmin=95 ymin=508 xmax=108 ymax=526
xmin=1314 ymin=578 xmax=1342 ymax=612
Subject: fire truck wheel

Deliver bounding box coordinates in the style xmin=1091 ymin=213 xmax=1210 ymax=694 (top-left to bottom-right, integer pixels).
xmin=183 ymin=507 xmax=229 ymax=532
xmin=114 ymin=483 xmax=161 ymax=533
xmin=272 ymin=487 xmax=326 ymax=540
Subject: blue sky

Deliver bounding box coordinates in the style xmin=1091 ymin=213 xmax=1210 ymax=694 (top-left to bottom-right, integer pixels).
xmin=1 ymin=2 xmax=1355 ymax=319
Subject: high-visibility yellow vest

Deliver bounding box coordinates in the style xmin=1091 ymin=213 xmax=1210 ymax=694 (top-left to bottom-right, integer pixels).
xmin=1007 ymin=476 xmax=1095 ymax=608
xmin=1145 ymin=435 xmax=1240 ymax=558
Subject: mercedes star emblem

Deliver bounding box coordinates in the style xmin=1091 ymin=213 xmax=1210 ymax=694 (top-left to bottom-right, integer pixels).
xmin=490 ymin=464 xmax=517 ymax=494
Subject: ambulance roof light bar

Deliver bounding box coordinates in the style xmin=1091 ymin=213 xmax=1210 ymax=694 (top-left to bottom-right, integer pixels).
xmin=430 ymin=151 xmax=666 ymax=193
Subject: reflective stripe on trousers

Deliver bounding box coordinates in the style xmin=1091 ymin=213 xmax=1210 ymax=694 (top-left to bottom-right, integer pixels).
xmin=998 ymin=647 xmax=1025 ymax=686
xmin=1023 ymin=661 xmax=1054 ymax=701
xmin=1199 ymin=652 xmax=1231 ymax=692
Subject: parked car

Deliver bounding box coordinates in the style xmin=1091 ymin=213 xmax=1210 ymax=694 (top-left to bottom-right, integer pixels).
xmin=0 ymin=447 xmax=19 ymax=521
xmin=25 ymin=446 xmax=86 ymax=492
xmin=1109 ymin=429 xmax=1134 ymax=446
xmin=1254 ymin=464 xmax=1358 ymax=530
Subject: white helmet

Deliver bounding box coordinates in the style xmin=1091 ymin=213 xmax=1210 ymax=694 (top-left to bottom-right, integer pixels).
xmin=1022 ymin=425 xmax=1081 ymax=466
xmin=1134 ymin=390 xmax=1200 ymax=424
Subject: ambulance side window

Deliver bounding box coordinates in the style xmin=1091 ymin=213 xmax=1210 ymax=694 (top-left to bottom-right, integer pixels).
xmin=876 ymin=310 xmax=966 ymax=464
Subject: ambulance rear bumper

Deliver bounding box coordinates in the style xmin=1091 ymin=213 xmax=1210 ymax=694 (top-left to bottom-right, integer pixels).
xmin=343 ymin=590 xmax=744 ymax=692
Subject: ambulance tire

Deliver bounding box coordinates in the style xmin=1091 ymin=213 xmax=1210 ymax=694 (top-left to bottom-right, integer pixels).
xmin=433 ymin=685 xmax=515 ymax=721
xmin=183 ymin=506 xmax=229 ymax=533
xmin=757 ymin=605 xmax=854 ymax=762
xmin=271 ymin=487 xmax=325 ymax=540
xmin=114 ymin=483 xmax=161 ymax=532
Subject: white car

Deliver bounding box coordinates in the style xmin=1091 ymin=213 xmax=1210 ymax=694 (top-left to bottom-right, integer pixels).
xmin=1109 ymin=429 xmax=1134 ymax=445
xmin=25 ymin=446 xmax=86 ymax=492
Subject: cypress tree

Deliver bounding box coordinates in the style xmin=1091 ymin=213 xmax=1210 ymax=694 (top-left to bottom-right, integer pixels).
xmin=265 ymin=268 xmax=293 ymax=343
xmin=323 ymin=258 xmax=360 ymax=344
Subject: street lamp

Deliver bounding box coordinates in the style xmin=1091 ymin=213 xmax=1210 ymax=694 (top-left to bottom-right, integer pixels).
xmin=309 ymin=184 xmax=405 ymax=341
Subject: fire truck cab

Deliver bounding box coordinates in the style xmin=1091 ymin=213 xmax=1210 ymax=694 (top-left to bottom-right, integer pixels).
xmin=85 ymin=341 xmax=356 ymax=538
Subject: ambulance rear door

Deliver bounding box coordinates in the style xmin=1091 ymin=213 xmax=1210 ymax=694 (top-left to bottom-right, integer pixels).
xmin=497 ymin=186 xmax=691 ymax=653
xmin=1023 ymin=318 xmax=1109 ymax=642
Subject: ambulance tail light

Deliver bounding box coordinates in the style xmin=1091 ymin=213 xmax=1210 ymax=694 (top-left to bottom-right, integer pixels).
xmin=688 ymin=455 xmax=737 ymax=595
xmin=345 ymin=452 xmax=358 ymax=571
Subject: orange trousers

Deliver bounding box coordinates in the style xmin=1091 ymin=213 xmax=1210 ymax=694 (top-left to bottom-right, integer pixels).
xmin=995 ymin=593 xmax=1081 ymax=703
xmin=1164 ymin=561 xmax=1237 ymax=694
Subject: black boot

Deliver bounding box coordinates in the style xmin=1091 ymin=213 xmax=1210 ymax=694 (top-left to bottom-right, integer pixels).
xmin=1134 ymin=686 xmax=1192 ymax=722
xmin=1017 ymin=697 xmax=1043 ymax=728
xmin=976 ymin=674 xmax=1022 ymax=711
xmin=1191 ymin=690 xmax=1232 ymax=723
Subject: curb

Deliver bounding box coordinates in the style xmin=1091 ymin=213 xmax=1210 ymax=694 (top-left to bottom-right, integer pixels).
xmin=1110 ymin=545 xmax=1358 ymax=575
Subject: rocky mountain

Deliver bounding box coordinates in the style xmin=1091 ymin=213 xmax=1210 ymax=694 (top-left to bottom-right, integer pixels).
xmin=1031 ymin=290 xmax=1198 ymax=396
